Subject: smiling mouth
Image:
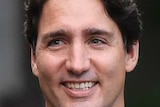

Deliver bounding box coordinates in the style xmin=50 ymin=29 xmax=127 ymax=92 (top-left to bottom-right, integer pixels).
xmin=62 ymin=81 xmax=98 ymax=90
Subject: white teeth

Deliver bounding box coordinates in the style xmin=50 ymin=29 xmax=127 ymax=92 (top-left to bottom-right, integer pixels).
xmin=85 ymin=82 xmax=89 ymax=88
xmin=80 ymin=83 xmax=85 ymax=89
xmin=64 ymin=82 xmax=96 ymax=90
xmin=71 ymin=83 xmax=74 ymax=88
xmin=88 ymin=82 xmax=93 ymax=88
xmin=75 ymin=83 xmax=79 ymax=88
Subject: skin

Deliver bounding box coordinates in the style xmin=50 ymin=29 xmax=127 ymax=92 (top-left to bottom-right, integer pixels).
xmin=31 ymin=0 xmax=139 ymax=107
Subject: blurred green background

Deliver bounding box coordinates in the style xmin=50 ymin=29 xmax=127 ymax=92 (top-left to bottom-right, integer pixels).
xmin=0 ymin=0 xmax=159 ymax=107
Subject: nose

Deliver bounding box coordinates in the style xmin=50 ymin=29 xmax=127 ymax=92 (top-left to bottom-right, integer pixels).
xmin=66 ymin=42 xmax=90 ymax=75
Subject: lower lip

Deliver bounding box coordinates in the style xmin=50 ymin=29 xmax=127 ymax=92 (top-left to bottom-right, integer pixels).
xmin=61 ymin=84 xmax=98 ymax=98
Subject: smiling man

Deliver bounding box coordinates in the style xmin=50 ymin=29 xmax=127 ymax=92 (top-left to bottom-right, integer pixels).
xmin=24 ymin=0 xmax=142 ymax=107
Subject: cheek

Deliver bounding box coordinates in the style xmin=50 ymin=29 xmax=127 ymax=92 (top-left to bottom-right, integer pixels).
xmin=36 ymin=53 xmax=65 ymax=82
xmin=93 ymin=50 xmax=126 ymax=82
xmin=93 ymin=51 xmax=126 ymax=98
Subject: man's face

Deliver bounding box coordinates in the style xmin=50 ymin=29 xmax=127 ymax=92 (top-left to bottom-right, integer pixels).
xmin=31 ymin=0 xmax=139 ymax=107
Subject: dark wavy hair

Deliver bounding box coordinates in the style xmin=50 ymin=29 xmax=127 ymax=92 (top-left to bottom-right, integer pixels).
xmin=24 ymin=0 xmax=142 ymax=52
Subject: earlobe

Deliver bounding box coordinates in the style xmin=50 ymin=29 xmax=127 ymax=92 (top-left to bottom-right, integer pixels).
xmin=31 ymin=49 xmax=39 ymax=77
xmin=125 ymin=41 xmax=139 ymax=72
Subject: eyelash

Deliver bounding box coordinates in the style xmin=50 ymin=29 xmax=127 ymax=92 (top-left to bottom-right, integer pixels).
xmin=89 ymin=38 xmax=106 ymax=45
xmin=48 ymin=39 xmax=65 ymax=46
xmin=47 ymin=37 xmax=107 ymax=48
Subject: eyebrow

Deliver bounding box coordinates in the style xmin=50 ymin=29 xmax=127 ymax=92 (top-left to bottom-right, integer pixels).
xmin=83 ymin=28 xmax=113 ymax=37
xmin=41 ymin=27 xmax=113 ymax=43
xmin=43 ymin=29 xmax=68 ymax=38
xmin=41 ymin=29 xmax=69 ymax=43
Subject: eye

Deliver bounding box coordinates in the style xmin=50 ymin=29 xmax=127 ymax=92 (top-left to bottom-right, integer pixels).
xmin=48 ymin=39 xmax=65 ymax=47
xmin=90 ymin=38 xmax=105 ymax=45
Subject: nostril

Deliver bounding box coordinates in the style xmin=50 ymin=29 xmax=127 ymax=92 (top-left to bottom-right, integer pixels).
xmin=68 ymin=69 xmax=88 ymax=77
xmin=65 ymin=44 xmax=91 ymax=75
xmin=65 ymin=58 xmax=90 ymax=76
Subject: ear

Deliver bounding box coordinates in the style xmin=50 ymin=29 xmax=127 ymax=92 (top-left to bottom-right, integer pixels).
xmin=125 ymin=41 xmax=139 ymax=72
xmin=31 ymin=49 xmax=39 ymax=77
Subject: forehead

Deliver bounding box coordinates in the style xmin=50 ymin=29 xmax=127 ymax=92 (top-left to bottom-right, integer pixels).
xmin=38 ymin=0 xmax=119 ymax=37
xmin=44 ymin=0 xmax=104 ymax=11
xmin=41 ymin=0 xmax=106 ymax=20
